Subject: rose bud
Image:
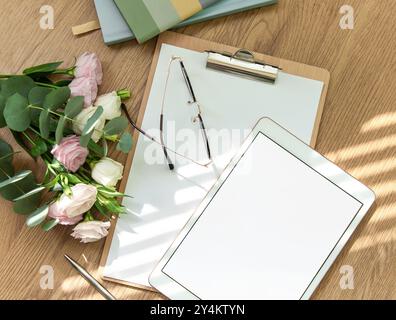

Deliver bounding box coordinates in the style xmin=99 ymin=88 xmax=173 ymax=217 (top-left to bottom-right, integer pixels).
xmin=74 ymin=52 xmax=103 ymax=86
xmin=91 ymin=157 xmax=124 ymax=187
xmin=94 ymin=91 xmax=122 ymax=120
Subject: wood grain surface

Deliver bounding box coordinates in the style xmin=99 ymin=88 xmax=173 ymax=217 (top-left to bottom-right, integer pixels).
xmin=0 ymin=0 xmax=395 ymax=300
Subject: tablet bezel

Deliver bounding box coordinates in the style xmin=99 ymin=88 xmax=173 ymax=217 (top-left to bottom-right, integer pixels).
xmin=149 ymin=117 xmax=375 ymax=300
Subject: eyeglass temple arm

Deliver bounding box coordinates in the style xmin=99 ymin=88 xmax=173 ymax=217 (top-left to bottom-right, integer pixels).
xmin=178 ymin=59 xmax=212 ymax=161
xmin=121 ymin=103 xmax=175 ymax=171
xmin=121 ymin=103 xmax=151 ymax=140
xmin=197 ymin=113 xmax=212 ymax=160
xmin=160 ymin=114 xmax=175 ymax=170
xmin=179 ymin=60 xmax=197 ymax=103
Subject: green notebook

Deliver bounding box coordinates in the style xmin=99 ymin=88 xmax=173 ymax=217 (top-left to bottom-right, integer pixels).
xmin=114 ymin=0 xmax=219 ymax=43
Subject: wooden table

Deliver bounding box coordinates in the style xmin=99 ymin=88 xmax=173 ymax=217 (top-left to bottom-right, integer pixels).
xmin=0 ymin=0 xmax=395 ymax=300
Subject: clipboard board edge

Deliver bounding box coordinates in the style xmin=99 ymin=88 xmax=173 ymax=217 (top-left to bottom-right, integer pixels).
xmin=99 ymin=31 xmax=331 ymax=292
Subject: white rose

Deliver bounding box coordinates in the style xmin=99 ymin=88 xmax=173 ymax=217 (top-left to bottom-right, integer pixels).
xmin=92 ymin=157 xmax=124 ymax=187
xmin=71 ymin=221 xmax=111 ymax=243
xmin=94 ymin=91 xmax=121 ymax=120
xmin=73 ymin=106 xmax=105 ymax=142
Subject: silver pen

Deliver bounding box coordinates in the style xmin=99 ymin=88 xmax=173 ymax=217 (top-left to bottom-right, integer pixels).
xmin=64 ymin=254 xmax=116 ymax=300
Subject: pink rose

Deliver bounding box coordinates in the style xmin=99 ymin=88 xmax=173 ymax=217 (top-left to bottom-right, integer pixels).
xmin=71 ymin=221 xmax=111 ymax=243
xmin=48 ymin=184 xmax=98 ymax=225
xmin=75 ymin=52 xmax=103 ymax=85
xmin=69 ymin=76 xmax=98 ymax=107
xmin=51 ymin=135 xmax=89 ymax=172
xmin=69 ymin=52 xmax=103 ymax=107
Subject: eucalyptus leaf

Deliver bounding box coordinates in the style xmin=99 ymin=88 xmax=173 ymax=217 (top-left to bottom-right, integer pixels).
xmin=104 ymin=116 xmax=128 ymax=136
xmin=0 ymin=139 xmax=13 ymax=160
xmin=64 ymin=96 xmax=84 ymax=118
xmin=23 ymin=61 xmax=63 ymax=76
xmin=0 ymin=153 xmax=14 ymax=164
xmin=79 ymin=106 xmax=103 ymax=147
xmin=39 ymin=110 xmax=50 ymax=138
xmin=28 ymin=87 xmax=52 ymax=106
xmin=0 ymin=94 xmax=6 ymax=128
xmin=13 ymin=187 xmax=43 ymax=215
xmin=0 ymin=170 xmax=32 ymax=190
xmin=11 ymin=130 xmax=35 ymax=159
xmin=55 ymin=116 xmax=66 ymax=144
xmin=0 ymin=172 xmax=36 ymax=201
xmin=82 ymin=106 xmax=103 ymax=136
xmin=0 ymin=161 xmax=15 ymax=182
xmin=26 ymin=205 xmax=49 ymax=228
xmin=30 ymin=109 xmax=41 ymax=127
xmin=14 ymin=195 xmax=40 ymax=215
xmin=0 ymin=158 xmax=16 ymax=192
xmin=49 ymin=117 xmax=60 ymax=132
xmin=4 ymin=93 xmax=31 ymax=132
xmin=117 ymin=132 xmax=133 ymax=154
xmin=0 ymin=76 xmax=36 ymax=98
xmin=43 ymin=86 xmax=70 ymax=111
xmin=31 ymin=139 xmax=48 ymax=157
xmin=79 ymin=132 xmax=93 ymax=148
xmin=87 ymin=140 xmax=105 ymax=157
xmin=13 ymin=186 xmax=45 ymax=202
xmin=42 ymin=218 xmax=59 ymax=231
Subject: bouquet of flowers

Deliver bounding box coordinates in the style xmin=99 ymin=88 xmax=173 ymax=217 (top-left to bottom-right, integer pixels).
xmin=0 ymin=52 xmax=133 ymax=243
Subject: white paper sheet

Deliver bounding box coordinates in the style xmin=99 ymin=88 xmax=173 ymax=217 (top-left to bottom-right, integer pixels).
xmin=103 ymin=44 xmax=324 ymax=288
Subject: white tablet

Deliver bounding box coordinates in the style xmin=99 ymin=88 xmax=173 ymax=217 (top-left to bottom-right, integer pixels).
xmin=149 ymin=118 xmax=375 ymax=300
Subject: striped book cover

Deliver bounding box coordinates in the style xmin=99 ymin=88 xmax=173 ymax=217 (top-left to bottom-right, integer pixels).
xmin=114 ymin=0 xmax=220 ymax=43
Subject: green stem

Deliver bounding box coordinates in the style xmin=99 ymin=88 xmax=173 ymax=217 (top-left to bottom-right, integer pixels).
xmin=78 ymin=172 xmax=91 ymax=182
xmin=28 ymin=126 xmax=55 ymax=145
xmin=29 ymin=105 xmax=71 ymax=122
xmin=44 ymin=161 xmax=57 ymax=177
xmin=22 ymin=132 xmax=36 ymax=146
xmin=0 ymin=166 xmax=12 ymax=179
xmin=0 ymin=166 xmax=29 ymax=195
xmin=117 ymin=89 xmax=131 ymax=100
xmin=28 ymin=126 xmax=41 ymax=136
xmin=84 ymin=211 xmax=95 ymax=222
xmin=35 ymin=82 xmax=59 ymax=89
xmin=52 ymin=67 xmax=75 ymax=76
xmin=0 ymin=152 xmax=20 ymax=162
xmin=79 ymin=166 xmax=92 ymax=175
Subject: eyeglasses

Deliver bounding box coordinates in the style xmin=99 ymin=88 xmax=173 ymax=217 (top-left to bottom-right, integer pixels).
xmin=122 ymin=56 xmax=213 ymax=171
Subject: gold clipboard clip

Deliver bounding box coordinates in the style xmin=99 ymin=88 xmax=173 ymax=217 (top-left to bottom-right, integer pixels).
xmin=206 ymin=49 xmax=279 ymax=83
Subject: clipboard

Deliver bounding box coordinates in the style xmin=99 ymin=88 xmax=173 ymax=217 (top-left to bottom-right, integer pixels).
xmin=100 ymin=31 xmax=330 ymax=291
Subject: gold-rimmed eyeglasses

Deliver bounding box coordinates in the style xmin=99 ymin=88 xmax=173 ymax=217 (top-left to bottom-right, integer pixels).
xmin=122 ymin=56 xmax=213 ymax=170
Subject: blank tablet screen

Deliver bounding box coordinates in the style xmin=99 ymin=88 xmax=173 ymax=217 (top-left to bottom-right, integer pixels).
xmin=162 ymin=132 xmax=363 ymax=300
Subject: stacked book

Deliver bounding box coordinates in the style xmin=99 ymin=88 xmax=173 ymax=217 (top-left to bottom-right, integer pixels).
xmin=94 ymin=0 xmax=277 ymax=45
